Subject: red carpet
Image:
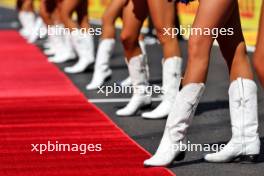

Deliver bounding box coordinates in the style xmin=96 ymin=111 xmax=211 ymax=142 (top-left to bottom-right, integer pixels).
xmin=0 ymin=31 xmax=174 ymax=176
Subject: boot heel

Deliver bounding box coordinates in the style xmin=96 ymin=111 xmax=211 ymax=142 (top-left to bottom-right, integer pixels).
xmin=175 ymin=151 xmax=186 ymax=161
xmin=104 ymin=74 xmax=112 ymax=82
xmin=239 ymin=155 xmax=259 ymax=164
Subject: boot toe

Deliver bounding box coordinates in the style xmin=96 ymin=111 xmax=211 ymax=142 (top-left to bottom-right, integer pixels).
xmin=64 ymin=67 xmax=74 ymax=73
xmin=204 ymin=154 xmax=214 ymax=162
xmin=142 ymin=112 xmax=159 ymax=119
xmin=143 ymin=157 xmax=160 ymax=167
xmin=142 ymin=109 xmax=167 ymax=119
xmin=48 ymin=58 xmax=55 ymax=63
xmin=116 ymin=110 xmax=125 ymax=116
xmin=116 ymin=109 xmax=131 ymax=116
xmin=87 ymin=72 xmax=112 ymax=90
xmin=64 ymin=67 xmax=82 ymax=74
xmin=204 ymin=153 xmax=226 ymax=163
xmin=86 ymin=83 xmax=99 ymax=90
xmin=141 ymin=112 xmax=153 ymax=118
xmin=64 ymin=60 xmax=93 ymax=74
xmin=143 ymin=156 xmax=168 ymax=167
xmin=143 ymin=158 xmax=154 ymax=167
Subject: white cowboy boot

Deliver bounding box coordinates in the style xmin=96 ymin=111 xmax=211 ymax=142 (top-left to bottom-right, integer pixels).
xmin=43 ymin=38 xmax=52 ymax=49
xmin=64 ymin=30 xmax=95 ymax=73
xmin=116 ymin=54 xmax=151 ymax=116
xmin=120 ymin=77 xmax=132 ymax=87
xmin=43 ymin=25 xmax=59 ymax=56
xmin=44 ymin=43 xmax=56 ymax=55
xmin=49 ymin=32 xmax=76 ymax=63
xmin=204 ymin=78 xmax=260 ymax=163
xmin=119 ymin=40 xmax=147 ymax=87
xmin=144 ymin=83 xmax=205 ymax=167
xmin=18 ymin=11 xmax=35 ymax=39
xmin=86 ymin=39 xmax=115 ymax=90
xmin=43 ymin=34 xmax=56 ymax=55
xmin=142 ymin=56 xmax=182 ymax=119
xmin=139 ymin=40 xmax=147 ymax=55
xmin=48 ymin=25 xmax=74 ymax=62
xmin=28 ymin=17 xmax=46 ymax=43
xmin=43 ymin=24 xmax=59 ymax=50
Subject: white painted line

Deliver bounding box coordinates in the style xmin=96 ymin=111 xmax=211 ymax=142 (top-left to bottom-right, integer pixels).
xmin=88 ymin=97 xmax=162 ymax=103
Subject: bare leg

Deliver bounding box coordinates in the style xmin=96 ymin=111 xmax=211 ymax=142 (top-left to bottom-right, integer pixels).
xmin=39 ymin=0 xmax=53 ymax=25
xmin=253 ymin=2 xmax=264 ymax=87
xmin=147 ymin=0 xmax=181 ymax=58
xmin=101 ymin=0 xmax=127 ymax=39
xmin=60 ymin=0 xmax=80 ymax=29
xmin=39 ymin=0 xmax=62 ymax=25
xmin=182 ymin=0 xmax=234 ymax=85
xmin=20 ymin=0 xmax=34 ymax=12
xmin=76 ymin=0 xmax=90 ymax=29
xmin=217 ymin=1 xmax=253 ymax=81
xmin=121 ymin=0 xmax=148 ymax=60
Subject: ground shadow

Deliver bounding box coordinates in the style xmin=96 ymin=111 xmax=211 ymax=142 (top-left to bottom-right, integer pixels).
xmin=196 ymin=101 xmax=229 ymax=115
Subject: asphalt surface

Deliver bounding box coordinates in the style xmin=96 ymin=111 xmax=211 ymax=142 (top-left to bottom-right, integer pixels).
xmin=1 ymin=7 xmax=264 ymax=176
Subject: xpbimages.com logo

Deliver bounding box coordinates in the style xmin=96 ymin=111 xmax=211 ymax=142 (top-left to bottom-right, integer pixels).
xmin=31 ymin=141 xmax=102 ymax=155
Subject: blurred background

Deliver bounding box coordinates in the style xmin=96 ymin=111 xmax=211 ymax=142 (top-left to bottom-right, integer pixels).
xmin=0 ymin=0 xmax=261 ymax=46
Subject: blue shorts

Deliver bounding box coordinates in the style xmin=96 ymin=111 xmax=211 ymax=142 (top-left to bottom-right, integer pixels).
xmin=177 ymin=0 xmax=194 ymax=4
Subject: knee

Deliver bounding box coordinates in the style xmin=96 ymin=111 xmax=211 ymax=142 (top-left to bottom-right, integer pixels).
xmin=155 ymin=25 xmax=170 ymax=45
xmin=120 ymin=30 xmax=138 ymax=50
xmin=188 ymin=35 xmax=210 ymax=62
xmin=60 ymin=8 xmax=71 ymax=23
